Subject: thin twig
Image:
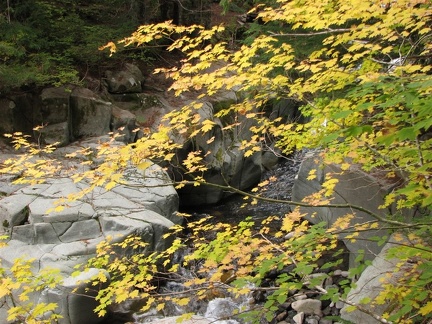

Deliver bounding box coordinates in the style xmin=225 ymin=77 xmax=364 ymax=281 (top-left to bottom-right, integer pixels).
xmin=268 ymin=28 xmax=351 ymax=37
xmin=180 ymin=179 xmax=414 ymax=228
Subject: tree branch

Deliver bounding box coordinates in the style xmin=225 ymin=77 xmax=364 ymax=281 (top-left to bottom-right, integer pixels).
xmin=268 ymin=28 xmax=350 ymax=37
xmin=177 ymin=180 xmax=415 ymax=228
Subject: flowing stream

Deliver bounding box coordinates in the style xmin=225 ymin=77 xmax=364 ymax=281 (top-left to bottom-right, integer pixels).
xmin=185 ymin=152 xmax=304 ymax=224
xmin=105 ymin=153 xmax=304 ymax=323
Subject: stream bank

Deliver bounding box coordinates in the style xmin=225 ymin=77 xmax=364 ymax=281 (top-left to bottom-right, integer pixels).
xmin=181 ymin=151 xmax=305 ymax=225
xmin=103 ymin=151 xmax=352 ymax=324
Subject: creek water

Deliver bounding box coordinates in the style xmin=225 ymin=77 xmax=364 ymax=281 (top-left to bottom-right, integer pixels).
xmin=107 ymin=153 xmax=304 ymax=323
xmin=184 ymin=152 xmax=304 ymax=225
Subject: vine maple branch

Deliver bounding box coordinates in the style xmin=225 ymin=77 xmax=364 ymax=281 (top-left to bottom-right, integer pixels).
xmin=268 ymin=28 xmax=350 ymax=37
xmin=178 ymin=180 xmax=415 ymax=228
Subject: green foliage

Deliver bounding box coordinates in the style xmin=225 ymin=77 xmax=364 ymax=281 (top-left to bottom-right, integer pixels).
xmin=77 ymin=236 xmax=159 ymax=317
xmin=374 ymin=234 xmax=432 ymax=322
xmin=0 ymin=252 xmax=63 ymax=323
xmin=86 ymin=0 xmax=432 ymax=320
xmin=76 ymin=213 xmax=346 ymax=322
xmin=1 ymin=0 xmax=432 ymax=322
xmin=0 ymin=0 xmax=143 ymax=93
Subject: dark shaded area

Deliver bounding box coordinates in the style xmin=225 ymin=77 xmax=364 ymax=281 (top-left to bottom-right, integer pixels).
xmin=0 ymin=0 xmax=213 ymax=95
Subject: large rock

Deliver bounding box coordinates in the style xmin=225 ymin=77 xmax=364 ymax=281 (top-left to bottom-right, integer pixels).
xmin=40 ymin=87 xmax=70 ymax=124
xmin=40 ymin=268 xmax=110 ymax=324
xmin=0 ymin=149 xmax=180 ymax=324
xmin=340 ymin=234 xmax=412 ymax=323
xmin=0 ymin=99 xmax=16 ymax=134
xmin=0 ymin=85 xmax=140 ymax=146
xmin=267 ymin=98 xmax=303 ymax=124
xmin=38 ymin=121 xmax=70 ymax=146
xmin=172 ymin=100 xmax=263 ymax=206
xmin=291 ymin=152 xmax=403 ymax=267
xmin=36 ymin=87 xmax=72 ymax=145
xmin=111 ymin=105 xmax=138 ymax=143
xmin=0 ymin=193 xmax=35 ymax=227
xmin=175 ymin=89 xmax=305 ymax=206
xmin=0 ymin=94 xmax=36 ymax=135
xmin=70 ymin=87 xmax=113 ymax=139
xmin=291 ymin=299 xmax=322 ymax=316
xmin=104 ymin=63 xmax=144 ymax=94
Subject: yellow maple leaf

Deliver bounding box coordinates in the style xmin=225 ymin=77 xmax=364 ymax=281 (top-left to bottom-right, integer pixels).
xmin=419 ymin=301 xmax=432 ymax=316
xmin=307 ymin=169 xmax=317 ymax=180
xmin=201 ymin=120 xmax=216 ymax=133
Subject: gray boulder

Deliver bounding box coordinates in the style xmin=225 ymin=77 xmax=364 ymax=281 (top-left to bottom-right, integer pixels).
xmin=0 ymin=193 xmax=34 ymax=228
xmin=40 ymin=268 xmax=110 ymax=324
xmin=291 ymin=299 xmax=322 ymax=316
xmin=36 ymin=87 xmax=72 ymax=145
xmin=340 ymin=234 xmax=412 ymax=323
xmin=0 ymin=150 xmax=180 ymax=324
xmin=37 ymin=121 xmax=70 ymax=146
xmin=0 ymin=86 xmax=140 ymax=146
xmin=204 ymin=297 xmax=239 ymax=323
xmin=173 ymin=99 xmax=263 ymax=206
xmin=292 ymin=152 xmax=399 ymax=267
xmin=40 ymin=87 xmax=70 ymax=124
xmin=70 ymin=87 xmax=113 ymax=140
xmin=111 ymin=105 xmax=137 ymax=143
xmin=1 ymin=93 xmax=36 ymax=134
xmin=104 ymin=63 xmax=144 ymax=94
xmin=0 ymin=99 xmax=16 ymax=134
